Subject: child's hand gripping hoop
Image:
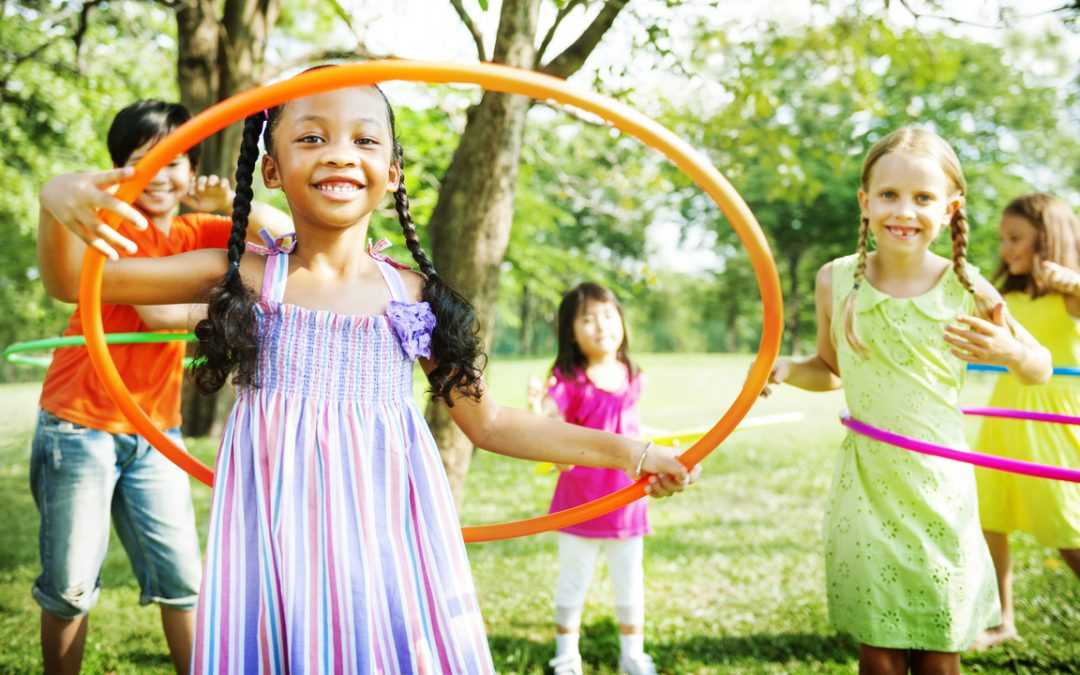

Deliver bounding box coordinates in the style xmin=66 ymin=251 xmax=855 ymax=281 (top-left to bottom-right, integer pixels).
xmin=77 ymin=61 xmax=784 ymax=542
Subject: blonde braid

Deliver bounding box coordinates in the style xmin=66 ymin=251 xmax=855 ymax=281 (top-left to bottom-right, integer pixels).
xmin=843 ymin=216 xmax=871 ymax=354
xmin=949 ymin=208 xmax=993 ymax=317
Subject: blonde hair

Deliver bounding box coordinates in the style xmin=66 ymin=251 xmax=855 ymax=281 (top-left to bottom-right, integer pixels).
xmin=995 ymin=192 xmax=1080 ymax=297
xmin=843 ymin=127 xmax=989 ymax=354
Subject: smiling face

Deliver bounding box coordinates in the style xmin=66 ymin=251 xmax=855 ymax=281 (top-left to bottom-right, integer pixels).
xmin=261 ymin=87 xmax=400 ymax=230
xmin=998 ymin=212 xmax=1039 ymax=275
xmin=858 ymin=151 xmax=961 ymax=256
xmin=126 ymin=138 xmax=193 ymax=218
xmin=572 ymin=300 xmax=625 ymax=362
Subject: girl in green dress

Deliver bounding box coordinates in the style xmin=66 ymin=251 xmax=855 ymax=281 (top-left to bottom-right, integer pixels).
xmin=763 ymin=127 xmax=1052 ymax=675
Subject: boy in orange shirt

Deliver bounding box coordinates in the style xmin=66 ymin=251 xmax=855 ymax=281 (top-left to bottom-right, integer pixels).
xmin=33 ymin=100 xmax=289 ymax=675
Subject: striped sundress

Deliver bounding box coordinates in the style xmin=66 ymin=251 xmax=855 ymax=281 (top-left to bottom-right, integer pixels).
xmin=191 ymin=237 xmax=494 ymax=674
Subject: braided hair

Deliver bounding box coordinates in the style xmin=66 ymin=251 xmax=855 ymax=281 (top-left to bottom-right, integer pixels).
xmin=841 ymin=126 xmax=990 ymax=353
xmin=841 ymin=215 xmax=872 ymax=354
xmin=192 ymin=82 xmax=484 ymax=405
xmin=191 ymin=113 xmax=263 ymax=393
xmin=378 ymin=86 xmax=485 ymax=404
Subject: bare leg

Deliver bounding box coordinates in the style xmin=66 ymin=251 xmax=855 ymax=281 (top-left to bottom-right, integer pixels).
xmin=41 ymin=609 xmax=88 ymax=675
xmin=858 ymin=644 xmax=908 ymax=675
xmin=1059 ymin=548 xmax=1080 ymax=579
xmin=910 ymin=650 xmax=960 ymax=675
xmin=160 ymin=606 xmax=194 ymax=675
xmin=973 ymin=530 xmax=1018 ymax=650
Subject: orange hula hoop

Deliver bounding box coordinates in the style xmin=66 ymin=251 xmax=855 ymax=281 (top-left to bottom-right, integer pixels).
xmin=78 ymin=60 xmax=783 ymax=543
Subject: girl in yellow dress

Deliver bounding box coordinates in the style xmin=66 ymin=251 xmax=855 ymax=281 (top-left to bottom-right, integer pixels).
xmin=975 ymin=193 xmax=1080 ymax=649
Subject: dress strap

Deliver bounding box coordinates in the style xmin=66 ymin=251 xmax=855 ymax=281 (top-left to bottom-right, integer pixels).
xmin=245 ymin=228 xmax=296 ymax=304
xmin=261 ymin=250 xmax=290 ymax=303
xmin=373 ymin=258 xmax=409 ymax=302
xmin=367 ymin=238 xmax=413 ymax=302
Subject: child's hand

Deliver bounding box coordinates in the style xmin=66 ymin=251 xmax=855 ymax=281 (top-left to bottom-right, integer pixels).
xmin=1033 ymin=256 xmax=1080 ymax=296
xmin=758 ymin=357 xmax=792 ymax=398
xmin=944 ymin=303 xmax=1022 ymax=367
xmin=526 ymin=376 xmax=545 ymax=414
xmin=181 ymin=175 xmax=235 ymax=214
xmin=638 ymin=443 xmax=700 ymax=498
xmin=40 ymin=167 xmax=149 ymax=259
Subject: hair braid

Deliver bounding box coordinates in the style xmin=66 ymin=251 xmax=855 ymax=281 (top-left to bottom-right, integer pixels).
xmin=391 ymin=167 xmax=484 ymax=405
xmin=948 ymin=206 xmax=994 ymax=318
xmin=192 ymin=114 xmax=264 ymax=393
xmin=394 ymin=174 xmax=437 ymax=279
xmin=842 ymin=216 xmax=871 ymax=354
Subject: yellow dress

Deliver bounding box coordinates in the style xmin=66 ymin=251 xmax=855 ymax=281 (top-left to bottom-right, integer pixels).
xmin=975 ymin=292 xmax=1080 ymax=548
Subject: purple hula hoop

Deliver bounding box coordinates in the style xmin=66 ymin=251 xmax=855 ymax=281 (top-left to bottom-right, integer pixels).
xmin=840 ymin=410 xmax=1080 ymax=483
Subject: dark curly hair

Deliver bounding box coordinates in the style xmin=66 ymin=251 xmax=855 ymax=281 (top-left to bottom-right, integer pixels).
xmin=192 ymin=80 xmax=485 ymax=405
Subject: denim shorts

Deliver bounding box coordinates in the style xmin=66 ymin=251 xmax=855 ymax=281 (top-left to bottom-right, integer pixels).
xmin=29 ymin=410 xmax=202 ymax=618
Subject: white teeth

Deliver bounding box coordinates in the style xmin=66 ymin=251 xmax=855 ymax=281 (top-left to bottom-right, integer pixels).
xmin=317 ymin=182 xmax=359 ymax=193
xmin=886 ymin=226 xmax=918 ymax=238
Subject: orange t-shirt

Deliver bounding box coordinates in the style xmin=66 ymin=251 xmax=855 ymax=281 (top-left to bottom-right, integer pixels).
xmin=39 ymin=212 xmax=233 ymax=434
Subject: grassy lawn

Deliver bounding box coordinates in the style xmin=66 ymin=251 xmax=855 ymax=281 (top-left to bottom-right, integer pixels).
xmin=0 ymin=354 xmax=1077 ymax=673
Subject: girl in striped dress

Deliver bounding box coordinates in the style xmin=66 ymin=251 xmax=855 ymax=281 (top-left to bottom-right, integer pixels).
xmin=80 ymin=83 xmax=695 ymax=674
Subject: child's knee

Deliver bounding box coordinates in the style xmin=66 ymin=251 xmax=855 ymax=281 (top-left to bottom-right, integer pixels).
xmin=33 ymin=578 xmax=100 ymax=619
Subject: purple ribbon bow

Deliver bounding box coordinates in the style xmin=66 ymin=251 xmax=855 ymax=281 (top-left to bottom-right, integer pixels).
xmin=245 ymin=228 xmax=296 ymax=256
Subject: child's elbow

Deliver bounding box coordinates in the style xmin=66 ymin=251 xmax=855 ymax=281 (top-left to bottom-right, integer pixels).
xmin=42 ymin=275 xmax=77 ymax=304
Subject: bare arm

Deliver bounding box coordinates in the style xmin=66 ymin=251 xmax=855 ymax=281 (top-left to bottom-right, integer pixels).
xmin=38 ymin=169 xmax=289 ymax=304
xmin=37 ymin=169 xmax=149 ymax=302
xmin=98 ymin=249 xmax=230 ymax=305
xmin=400 ymin=269 xmax=693 ymax=493
xmin=763 ymin=262 xmax=843 ymax=396
xmin=133 ymin=304 xmax=207 ymax=331
xmin=945 ymin=276 xmax=1052 ymax=385
xmin=1032 ymin=258 xmax=1080 ymax=318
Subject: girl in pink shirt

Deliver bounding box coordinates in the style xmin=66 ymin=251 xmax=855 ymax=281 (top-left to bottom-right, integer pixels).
xmin=528 ymin=282 xmax=655 ymax=675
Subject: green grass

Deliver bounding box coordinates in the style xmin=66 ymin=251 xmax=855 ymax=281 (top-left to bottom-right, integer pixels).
xmin=0 ymin=355 xmax=1077 ymax=673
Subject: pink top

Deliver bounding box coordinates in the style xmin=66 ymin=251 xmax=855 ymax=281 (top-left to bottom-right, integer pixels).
xmin=547 ymin=367 xmax=650 ymax=539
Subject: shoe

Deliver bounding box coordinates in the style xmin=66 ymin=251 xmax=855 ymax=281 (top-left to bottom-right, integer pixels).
xmin=619 ymin=652 xmax=657 ymax=675
xmin=549 ymin=651 xmax=583 ymax=675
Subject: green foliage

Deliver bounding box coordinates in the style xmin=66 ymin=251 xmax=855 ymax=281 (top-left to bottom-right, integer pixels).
xmin=0 ymin=2 xmax=177 ymax=381
xmin=3 ymin=2 xmax=1079 ymax=375
xmin=655 ymin=15 xmax=1080 ymax=352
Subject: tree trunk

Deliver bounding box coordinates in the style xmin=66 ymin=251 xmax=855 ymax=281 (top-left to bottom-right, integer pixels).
xmin=726 ymin=300 xmax=739 ymax=353
xmin=426 ymin=0 xmax=540 ymax=509
xmin=519 ymin=282 xmax=532 ymax=355
xmin=177 ymin=0 xmax=280 ymax=437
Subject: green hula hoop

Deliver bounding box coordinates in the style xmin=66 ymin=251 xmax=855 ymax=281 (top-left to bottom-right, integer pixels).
xmin=3 ymin=333 xmax=197 ymax=368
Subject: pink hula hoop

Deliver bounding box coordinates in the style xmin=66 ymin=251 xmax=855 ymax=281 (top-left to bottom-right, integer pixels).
xmin=841 ymin=408 xmax=1080 ymax=483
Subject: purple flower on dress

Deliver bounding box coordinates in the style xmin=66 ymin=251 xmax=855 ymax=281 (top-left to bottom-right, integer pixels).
xmin=386 ymin=300 xmax=436 ymax=360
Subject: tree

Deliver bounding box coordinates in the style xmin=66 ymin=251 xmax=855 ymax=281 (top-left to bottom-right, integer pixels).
xmin=426 ymin=0 xmax=639 ymax=506
xmin=0 ymin=2 xmax=177 ymax=382
xmin=175 ymin=0 xmax=284 ymax=435
xmin=665 ymin=14 xmax=1080 ymax=352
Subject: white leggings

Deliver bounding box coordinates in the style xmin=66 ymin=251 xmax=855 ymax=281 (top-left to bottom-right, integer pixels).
xmin=554 ymin=532 xmax=645 ymax=629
